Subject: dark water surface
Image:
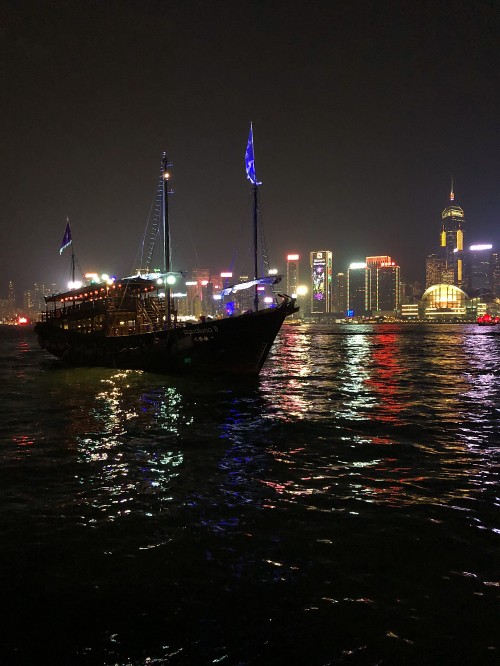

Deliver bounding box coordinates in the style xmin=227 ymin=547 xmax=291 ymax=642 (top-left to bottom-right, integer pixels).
xmin=0 ymin=323 xmax=498 ymax=665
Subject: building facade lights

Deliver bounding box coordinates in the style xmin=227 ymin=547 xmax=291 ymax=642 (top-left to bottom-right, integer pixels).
xmin=310 ymin=251 xmax=333 ymax=314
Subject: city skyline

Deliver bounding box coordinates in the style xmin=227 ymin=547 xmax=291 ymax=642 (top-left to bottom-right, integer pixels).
xmin=2 ymin=2 xmax=500 ymax=296
xmin=1 ymin=185 xmax=498 ymax=308
xmin=2 ymin=216 xmax=499 ymax=324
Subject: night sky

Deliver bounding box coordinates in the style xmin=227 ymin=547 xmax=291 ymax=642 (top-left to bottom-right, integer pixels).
xmin=2 ymin=0 xmax=500 ymax=296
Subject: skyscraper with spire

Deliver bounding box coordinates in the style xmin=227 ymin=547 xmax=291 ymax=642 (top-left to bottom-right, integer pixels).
xmin=439 ymin=178 xmax=465 ymax=287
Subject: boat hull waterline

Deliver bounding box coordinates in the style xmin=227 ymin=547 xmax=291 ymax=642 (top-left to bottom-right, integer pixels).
xmin=35 ymin=298 xmax=298 ymax=376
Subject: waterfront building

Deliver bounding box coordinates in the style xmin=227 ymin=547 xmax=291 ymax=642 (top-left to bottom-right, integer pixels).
xmin=23 ymin=283 xmax=50 ymax=320
xmin=286 ymin=254 xmax=299 ymax=296
xmin=185 ymin=281 xmax=200 ymax=317
xmin=463 ymin=244 xmax=494 ymax=297
xmin=492 ymin=252 xmax=500 ymax=297
xmin=366 ymin=256 xmax=400 ymax=315
xmin=8 ymin=281 xmax=15 ymax=308
xmin=400 ymin=303 xmax=419 ymax=320
xmin=0 ymin=298 xmax=12 ymax=322
xmin=186 ymin=269 xmax=211 ymax=317
xmin=333 ymin=272 xmax=347 ymax=314
xmin=203 ymin=281 xmax=216 ymax=316
xmin=347 ymin=262 xmax=369 ymax=317
xmin=400 ymin=280 xmax=423 ymax=305
xmin=420 ymin=284 xmax=469 ymax=320
xmin=0 ymin=281 xmax=17 ymax=322
xmin=310 ymin=251 xmax=332 ymax=314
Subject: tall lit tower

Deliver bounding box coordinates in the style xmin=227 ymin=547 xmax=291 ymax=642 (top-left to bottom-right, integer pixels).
xmin=333 ymin=272 xmax=347 ymax=314
xmin=310 ymin=251 xmax=333 ymax=313
xmin=440 ymin=179 xmax=465 ymax=287
xmin=286 ymin=254 xmax=299 ymax=296
xmin=8 ymin=281 xmax=15 ymax=306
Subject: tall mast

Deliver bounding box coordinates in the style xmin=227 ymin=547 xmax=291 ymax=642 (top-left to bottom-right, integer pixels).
xmin=162 ymin=153 xmax=172 ymax=328
xmin=253 ymin=183 xmax=259 ymax=311
xmin=245 ymin=122 xmax=262 ymax=312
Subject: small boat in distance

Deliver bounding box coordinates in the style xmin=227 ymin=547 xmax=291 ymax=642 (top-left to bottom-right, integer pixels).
xmin=35 ymin=131 xmax=298 ymax=376
xmin=477 ymin=313 xmax=499 ymax=326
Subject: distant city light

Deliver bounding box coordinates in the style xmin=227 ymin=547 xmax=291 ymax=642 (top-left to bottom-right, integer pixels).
xmin=68 ymin=280 xmax=83 ymax=290
xmin=220 ymin=272 xmax=232 ymax=278
xmin=470 ymin=244 xmax=492 ymax=251
xmin=349 ymin=262 xmax=367 ymax=269
xmin=185 ymin=281 xmax=198 ymax=286
xmin=296 ymin=285 xmax=308 ymax=296
xmin=166 ymin=274 xmax=177 ymax=285
xmin=287 ymin=254 xmax=299 ymax=261
xmin=268 ymin=268 xmax=278 ymax=275
xmin=264 ymin=297 xmax=273 ymax=304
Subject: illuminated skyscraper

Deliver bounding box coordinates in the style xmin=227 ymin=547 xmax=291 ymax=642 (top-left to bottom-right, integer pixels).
xmin=286 ymin=254 xmax=299 ymax=296
xmin=492 ymin=252 xmax=500 ymax=298
xmin=333 ymin=272 xmax=347 ymax=314
xmin=425 ymin=253 xmax=446 ymax=288
xmin=463 ymin=244 xmax=494 ymax=296
xmin=347 ymin=262 xmax=368 ymax=316
xmin=440 ymin=181 xmax=465 ymax=286
xmin=189 ymin=268 xmax=211 ymax=316
xmin=310 ymin=251 xmax=332 ymax=313
xmin=8 ymin=281 xmax=15 ymax=307
xmin=366 ymin=256 xmax=400 ymax=314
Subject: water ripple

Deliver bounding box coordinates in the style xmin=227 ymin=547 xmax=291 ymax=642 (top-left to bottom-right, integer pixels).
xmin=1 ymin=324 xmax=499 ymax=664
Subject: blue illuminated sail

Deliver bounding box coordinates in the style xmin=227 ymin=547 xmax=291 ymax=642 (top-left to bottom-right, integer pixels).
xmin=219 ymin=276 xmax=280 ymax=297
xmin=245 ymin=122 xmax=262 ymax=186
xmin=59 ymin=222 xmax=72 ymax=255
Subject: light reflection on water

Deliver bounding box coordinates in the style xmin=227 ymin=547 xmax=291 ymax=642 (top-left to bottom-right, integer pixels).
xmin=75 ymin=370 xmax=187 ymax=524
xmin=259 ymin=324 xmax=500 ymax=511
xmin=3 ymin=324 xmax=499 ymax=519
xmin=1 ymin=325 xmax=499 ymax=664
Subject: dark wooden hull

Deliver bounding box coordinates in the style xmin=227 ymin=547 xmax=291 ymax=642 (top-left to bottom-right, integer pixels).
xmin=34 ymin=300 xmax=298 ymax=376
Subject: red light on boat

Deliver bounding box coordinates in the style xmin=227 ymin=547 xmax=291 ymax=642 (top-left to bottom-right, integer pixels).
xmin=477 ymin=313 xmax=498 ymax=325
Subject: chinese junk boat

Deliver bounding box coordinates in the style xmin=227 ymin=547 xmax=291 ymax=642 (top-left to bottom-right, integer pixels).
xmin=35 ymin=130 xmax=298 ymax=376
xmin=477 ymin=313 xmax=499 ymax=326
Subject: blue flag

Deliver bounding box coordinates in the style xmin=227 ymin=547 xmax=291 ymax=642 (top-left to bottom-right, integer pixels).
xmin=245 ymin=122 xmax=262 ymax=185
xmin=60 ymin=222 xmax=72 ymax=255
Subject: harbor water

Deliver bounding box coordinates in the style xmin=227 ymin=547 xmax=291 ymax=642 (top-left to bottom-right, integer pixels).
xmin=0 ymin=323 xmax=498 ymax=665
